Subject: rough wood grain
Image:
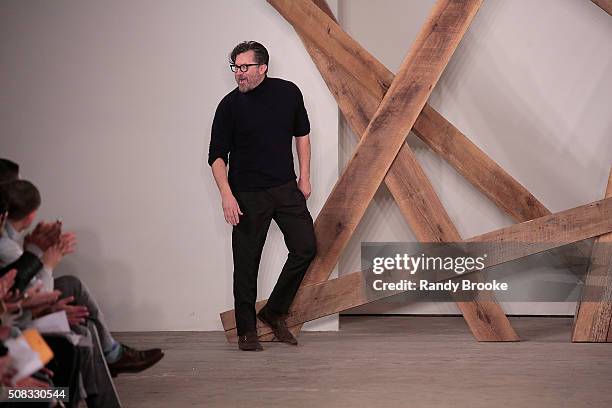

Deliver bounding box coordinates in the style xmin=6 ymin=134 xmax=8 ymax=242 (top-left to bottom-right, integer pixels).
xmin=275 ymin=0 xmax=555 ymax=225
xmin=303 ymin=0 xmax=483 ymax=283
xmin=292 ymin=0 xmax=516 ymax=341
xmin=261 ymin=0 xmax=515 ymax=342
xmin=572 ymin=167 xmax=612 ymax=342
xmin=271 ymin=0 xmax=589 ymax=339
xmin=267 ymin=0 xmax=391 ymax=101
xmin=222 ymin=197 xmax=612 ymax=341
xmin=592 ymin=0 xmax=612 ymax=16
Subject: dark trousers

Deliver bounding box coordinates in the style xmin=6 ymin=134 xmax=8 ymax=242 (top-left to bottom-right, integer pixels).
xmin=43 ymin=335 xmax=81 ymax=408
xmin=232 ymin=180 xmax=317 ymax=336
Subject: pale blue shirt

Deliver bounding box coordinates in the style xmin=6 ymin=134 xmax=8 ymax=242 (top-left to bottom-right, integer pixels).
xmin=0 ymin=222 xmax=54 ymax=291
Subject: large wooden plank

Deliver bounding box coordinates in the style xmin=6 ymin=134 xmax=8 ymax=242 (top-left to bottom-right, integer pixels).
xmin=277 ymin=0 xmax=558 ymax=224
xmin=222 ymin=197 xmax=612 ymax=341
xmin=572 ymin=168 xmax=612 ymax=342
xmin=282 ymin=0 xmax=516 ymax=341
xmin=411 ymin=106 xmax=592 ymax=269
xmin=252 ymin=0 xmax=512 ymax=342
xmin=277 ymin=0 xmax=590 ymax=332
xmin=267 ymin=0 xmax=392 ymax=101
xmin=592 ymin=0 xmax=612 ymax=16
xmin=300 ymin=0 xmax=482 ymax=282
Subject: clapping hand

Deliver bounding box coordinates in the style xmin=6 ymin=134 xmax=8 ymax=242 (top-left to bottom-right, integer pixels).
xmin=51 ymin=296 xmax=89 ymax=326
xmin=24 ymin=221 xmax=62 ymax=252
xmin=21 ymin=282 xmax=61 ymax=310
xmin=0 ymin=356 xmax=16 ymax=386
xmin=0 ymin=269 xmax=16 ymax=299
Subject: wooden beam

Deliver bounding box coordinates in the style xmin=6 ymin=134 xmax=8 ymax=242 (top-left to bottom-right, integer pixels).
xmin=267 ymin=0 xmax=391 ymax=101
xmin=274 ymin=0 xmax=558 ymax=224
xmin=222 ymin=197 xmax=612 ymax=341
xmin=258 ymin=0 xmax=518 ymax=342
xmin=412 ymin=106 xmax=550 ymax=221
xmin=282 ymin=0 xmax=590 ymax=266
xmin=288 ymin=0 xmax=517 ymax=341
xmin=572 ymin=167 xmax=612 ymax=342
xmin=309 ymin=0 xmax=562 ymax=219
xmin=301 ymin=0 xmax=482 ymax=284
xmin=592 ymin=0 xmax=612 ymax=16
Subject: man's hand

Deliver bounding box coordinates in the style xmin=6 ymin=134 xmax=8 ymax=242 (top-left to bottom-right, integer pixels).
xmin=22 ymin=283 xmax=61 ymax=310
xmin=41 ymin=245 xmax=63 ymax=270
xmin=0 ymin=269 xmax=17 ymax=299
xmin=58 ymin=232 xmax=77 ymax=255
xmin=211 ymin=158 xmax=243 ymax=226
xmin=0 ymin=326 xmax=11 ymax=340
xmin=24 ymin=221 xmax=61 ymax=251
xmin=52 ymin=296 xmax=89 ymax=326
xmin=0 ymin=356 xmax=16 ymax=386
xmin=221 ymin=191 xmax=243 ymax=226
xmin=298 ymin=177 xmax=312 ymax=200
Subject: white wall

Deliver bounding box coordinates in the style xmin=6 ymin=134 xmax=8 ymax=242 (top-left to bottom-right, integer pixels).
xmin=0 ymin=0 xmax=339 ymax=331
xmin=338 ymin=0 xmax=612 ymax=315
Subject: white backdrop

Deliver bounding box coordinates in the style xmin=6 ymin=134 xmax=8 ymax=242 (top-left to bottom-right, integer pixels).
xmin=0 ymin=0 xmax=339 ymax=331
xmin=1 ymin=0 xmax=611 ymax=329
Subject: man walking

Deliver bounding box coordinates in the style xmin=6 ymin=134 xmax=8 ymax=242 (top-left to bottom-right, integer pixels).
xmin=208 ymin=41 xmax=316 ymax=351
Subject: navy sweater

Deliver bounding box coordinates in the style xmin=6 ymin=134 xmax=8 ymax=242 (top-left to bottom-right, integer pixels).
xmin=208 ymin=77 xmax=310 ymax=192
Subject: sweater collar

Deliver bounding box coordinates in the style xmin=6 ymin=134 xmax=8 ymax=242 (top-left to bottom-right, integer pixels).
xmin=246 ymin=76 xmax=269 ymax=95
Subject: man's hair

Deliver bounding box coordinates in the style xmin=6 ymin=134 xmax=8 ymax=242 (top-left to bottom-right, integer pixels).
xmin=4 ymin=179 xmax=41 ymax=221
xmin=230 ymin=41 xmax=269 ymax=73
xmin=0 ymin=158 xmax=19 ymax=184
xmin=0 ymin=187 xmax=8 ymax=216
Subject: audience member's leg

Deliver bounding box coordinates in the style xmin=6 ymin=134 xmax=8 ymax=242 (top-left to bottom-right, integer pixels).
xmin=43 ymin=335 xmax=81 ymax=408
xmin=70 ymin=324 xmax=100 ymax=404
xmin=54 ymin=274 xmax=164 ymax=376
xmin=54 ymin=275 xmax=116 ymax=356
xmin=78 ymin=322 xmax=122 ymax=408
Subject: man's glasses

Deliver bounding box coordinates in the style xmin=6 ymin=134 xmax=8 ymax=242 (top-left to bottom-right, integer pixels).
xmin=230 ymin=63 xmax=260 ymax=73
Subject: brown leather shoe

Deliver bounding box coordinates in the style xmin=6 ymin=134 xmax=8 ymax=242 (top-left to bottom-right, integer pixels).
xmin=238 ymin=331 xmax=264 ymax=351
xmin=257 ymin=306 xmax=298 ymax=345
xmin=108 ymin=344 xmax=164 ymax=377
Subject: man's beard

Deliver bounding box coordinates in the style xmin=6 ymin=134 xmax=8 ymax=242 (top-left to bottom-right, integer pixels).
xmin=236 ymin=75 xmax=263 ymax=93
xmin=237 ymin=83 xmax=251 ymax=93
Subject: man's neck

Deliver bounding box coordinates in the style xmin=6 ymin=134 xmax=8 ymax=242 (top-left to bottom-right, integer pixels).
xmin=8 ymin=220 xmax=26 ymax=233
xmin=250 ymin=75 xmax=267 ymax=91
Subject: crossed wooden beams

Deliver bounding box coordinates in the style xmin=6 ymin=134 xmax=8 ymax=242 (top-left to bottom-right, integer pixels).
xmin=220 ymin=0 xmax=612 ymax=343
xmin=592 ymin=0 xmax=612 ymax=16
xmin=573 ymin=170 xmax=612 ymax=341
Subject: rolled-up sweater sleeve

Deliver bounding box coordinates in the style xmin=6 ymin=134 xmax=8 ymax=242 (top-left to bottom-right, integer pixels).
xmin=208 ymin=97 xmax=233 ymax=166
xmin=293 ymin=84 xmax=310 ymax=137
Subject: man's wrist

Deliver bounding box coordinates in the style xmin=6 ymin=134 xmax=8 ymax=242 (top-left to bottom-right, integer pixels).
xmin=220 ymin=187 xmax=234 ymax=198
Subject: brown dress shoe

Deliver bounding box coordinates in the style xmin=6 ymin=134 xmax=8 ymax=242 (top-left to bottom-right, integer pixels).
xmin=238 ymin=332 xmax=264 ymax=351
xmin=108 ymin=344 xmax=164 ymax=377
xmin=257 ymin=306 xmax=298 ymax=345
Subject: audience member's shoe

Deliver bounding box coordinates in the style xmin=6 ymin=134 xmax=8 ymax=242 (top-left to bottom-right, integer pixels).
xmin=257 ymin=306 xmax=298 ymax=345
xmin=108 ymin=344 xmax=164 ymax=377
xmin=238 ymin=332 xmax=264 ymax=351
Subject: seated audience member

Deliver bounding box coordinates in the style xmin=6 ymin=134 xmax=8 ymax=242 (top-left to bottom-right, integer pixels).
xmin=0 ymin=179 xmax=164 ymax=377
xmin=1 ymin=185 xmax=81 ymax=408
xmin=1 ymin=162 xmax=123 ymax=407
xmin=0 ymin=160 xmax=53 ymax=291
